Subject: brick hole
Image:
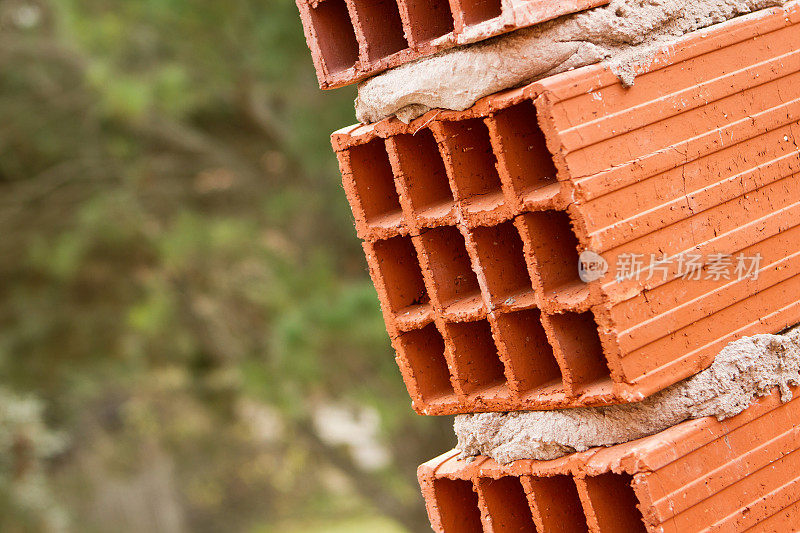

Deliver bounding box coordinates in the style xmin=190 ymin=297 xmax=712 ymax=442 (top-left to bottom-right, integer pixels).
xmin=583 ymin=473 xmax=646 ymax=533
xmin=437 ymin=118 xmax=505 ymax=212
xmin=308 ymin=0 xmax=359 ymax=74
xmin=419 ymin=226 xmax=481 ymax=308
xmin=494 ymin=309 xmax=562 ymax=393
xmin=433 ymin=478 xmax=483 ymax=533
xmin=518 ymin=211 xmax=582 ymax=296
xmin=471 ymin=221 xmax=533 ymax=304
xmin=527 ymin=475 xmax=589 ymax=533
xmin=446 ymin=319 xmax=507 ymax=395
xmin=459 ymin=0 xmax=503 ymax=25
xmin=402 ymin=0 xmax=455 ymax=44
xmin=548 ymin=311 xmax=611 ymax=389
xmin=396 ymin=324 xmax=454 ymax=403
xmin=350 ymin=0 xmax=408 ymax=60
xmin=391 ymin=130 xmax=454 ymax=219
xmin=491 ymin=102 xmax=558 ymax=196
xmin=478 ymin=477 xmax=538 ymax=532
xmin=372 ymin=235 xmax=429 ymax=315
xmin=348 ymin=139 xmax=403 ymax=229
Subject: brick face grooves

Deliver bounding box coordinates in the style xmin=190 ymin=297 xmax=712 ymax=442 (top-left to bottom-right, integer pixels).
xmin=334 ymin=3 xmax=800 ymax=414
xmin=418 ymin=387 xmax=800 ymax=532
xmin=296 ymin=0 xmax=610 ymax=89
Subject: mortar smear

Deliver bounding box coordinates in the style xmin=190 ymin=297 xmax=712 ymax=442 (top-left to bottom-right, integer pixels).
xmin=455 ymin=326 xmax=800 ymax=464
xmin=356 ymin=0 xmax=786 ymax=124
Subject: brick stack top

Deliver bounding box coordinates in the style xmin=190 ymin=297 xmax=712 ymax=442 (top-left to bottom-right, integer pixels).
xmin=295 ymin=0 xmax=609 ymax=89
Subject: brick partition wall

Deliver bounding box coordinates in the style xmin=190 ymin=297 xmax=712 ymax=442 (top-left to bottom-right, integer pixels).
xmin=332 ymin=3 xmax=800 ymax=415
xmin=296 ymin=0 xmax=609 ymax=89
xmin=418 ymin=386 xmax=800 ymax=532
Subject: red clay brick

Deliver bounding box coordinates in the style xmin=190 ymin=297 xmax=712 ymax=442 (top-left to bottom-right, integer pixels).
xmin=418 ymin=386 xmax=800 ymax=532
xmin=335 ymin=3 xmax=800 ymax=414
xmin=296 ymin=0 xmax=610 ymax=89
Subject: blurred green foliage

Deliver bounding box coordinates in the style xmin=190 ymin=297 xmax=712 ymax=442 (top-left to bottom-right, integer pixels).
xmin=0 ymin=1 xmax=452 ymax=531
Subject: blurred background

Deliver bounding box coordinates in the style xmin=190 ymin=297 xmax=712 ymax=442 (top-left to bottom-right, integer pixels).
xmin=0 ymin=1 xmax=453 ymax=531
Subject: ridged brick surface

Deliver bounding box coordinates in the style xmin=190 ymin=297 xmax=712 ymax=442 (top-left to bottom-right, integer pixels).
xmin=296 ymin=0 xmax=609 ymax=89
xmin=332 ymin=3 xmax=800 ymax=415
xmin=418 ymin=386 xmax=800 ymax=532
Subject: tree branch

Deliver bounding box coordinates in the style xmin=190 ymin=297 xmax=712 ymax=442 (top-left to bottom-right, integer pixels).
xmin=293 ymin=418 xmax=429 ymax=532
xmin=235 ymin=78 xmax=317 ymax=186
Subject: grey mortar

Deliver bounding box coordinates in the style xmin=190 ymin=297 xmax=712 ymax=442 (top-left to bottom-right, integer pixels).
xmin=355 ymin=0 xmax=786 ymax=124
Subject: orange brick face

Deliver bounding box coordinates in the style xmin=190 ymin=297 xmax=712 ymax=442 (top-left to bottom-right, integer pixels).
xmin=333 ymin=4 xmax=800 ymax=415
xmin=295 ymin=0 xmax=609 ymax=89
xmin=418 ymin=386 xmax=800 ymax=532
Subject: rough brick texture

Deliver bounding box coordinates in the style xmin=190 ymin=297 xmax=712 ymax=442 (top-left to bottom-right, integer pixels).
xmin=419 ymin=385 xmax=800 ymax=532
xmin=296 ymin=0 xmax=609 ymax=89
xmin=333 ymin=3 xmax=800 ymax=415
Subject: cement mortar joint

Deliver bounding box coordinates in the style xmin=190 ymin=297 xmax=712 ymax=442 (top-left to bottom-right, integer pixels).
xmin=355 ymin=0 xmax=787 ymax=124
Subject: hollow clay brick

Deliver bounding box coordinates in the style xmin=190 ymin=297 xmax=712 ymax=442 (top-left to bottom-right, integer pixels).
xmin=296 ymin=0 xmax=609 ymax=89
xmin=418 ymin=386 xmax=800 ymax=532
xmin=334 ymin=3 xmax=800 ymax=414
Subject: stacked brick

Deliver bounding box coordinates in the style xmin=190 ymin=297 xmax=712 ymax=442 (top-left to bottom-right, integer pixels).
xmin=420 ymin=386 xmax=800 ymax=532
xmin=296 ymin=0 xmax=609 ymax=88
xmin=333 ymin=4 xmax=800 ymax=415
xmin=293 ymin=0 xmax=800 ymax=531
